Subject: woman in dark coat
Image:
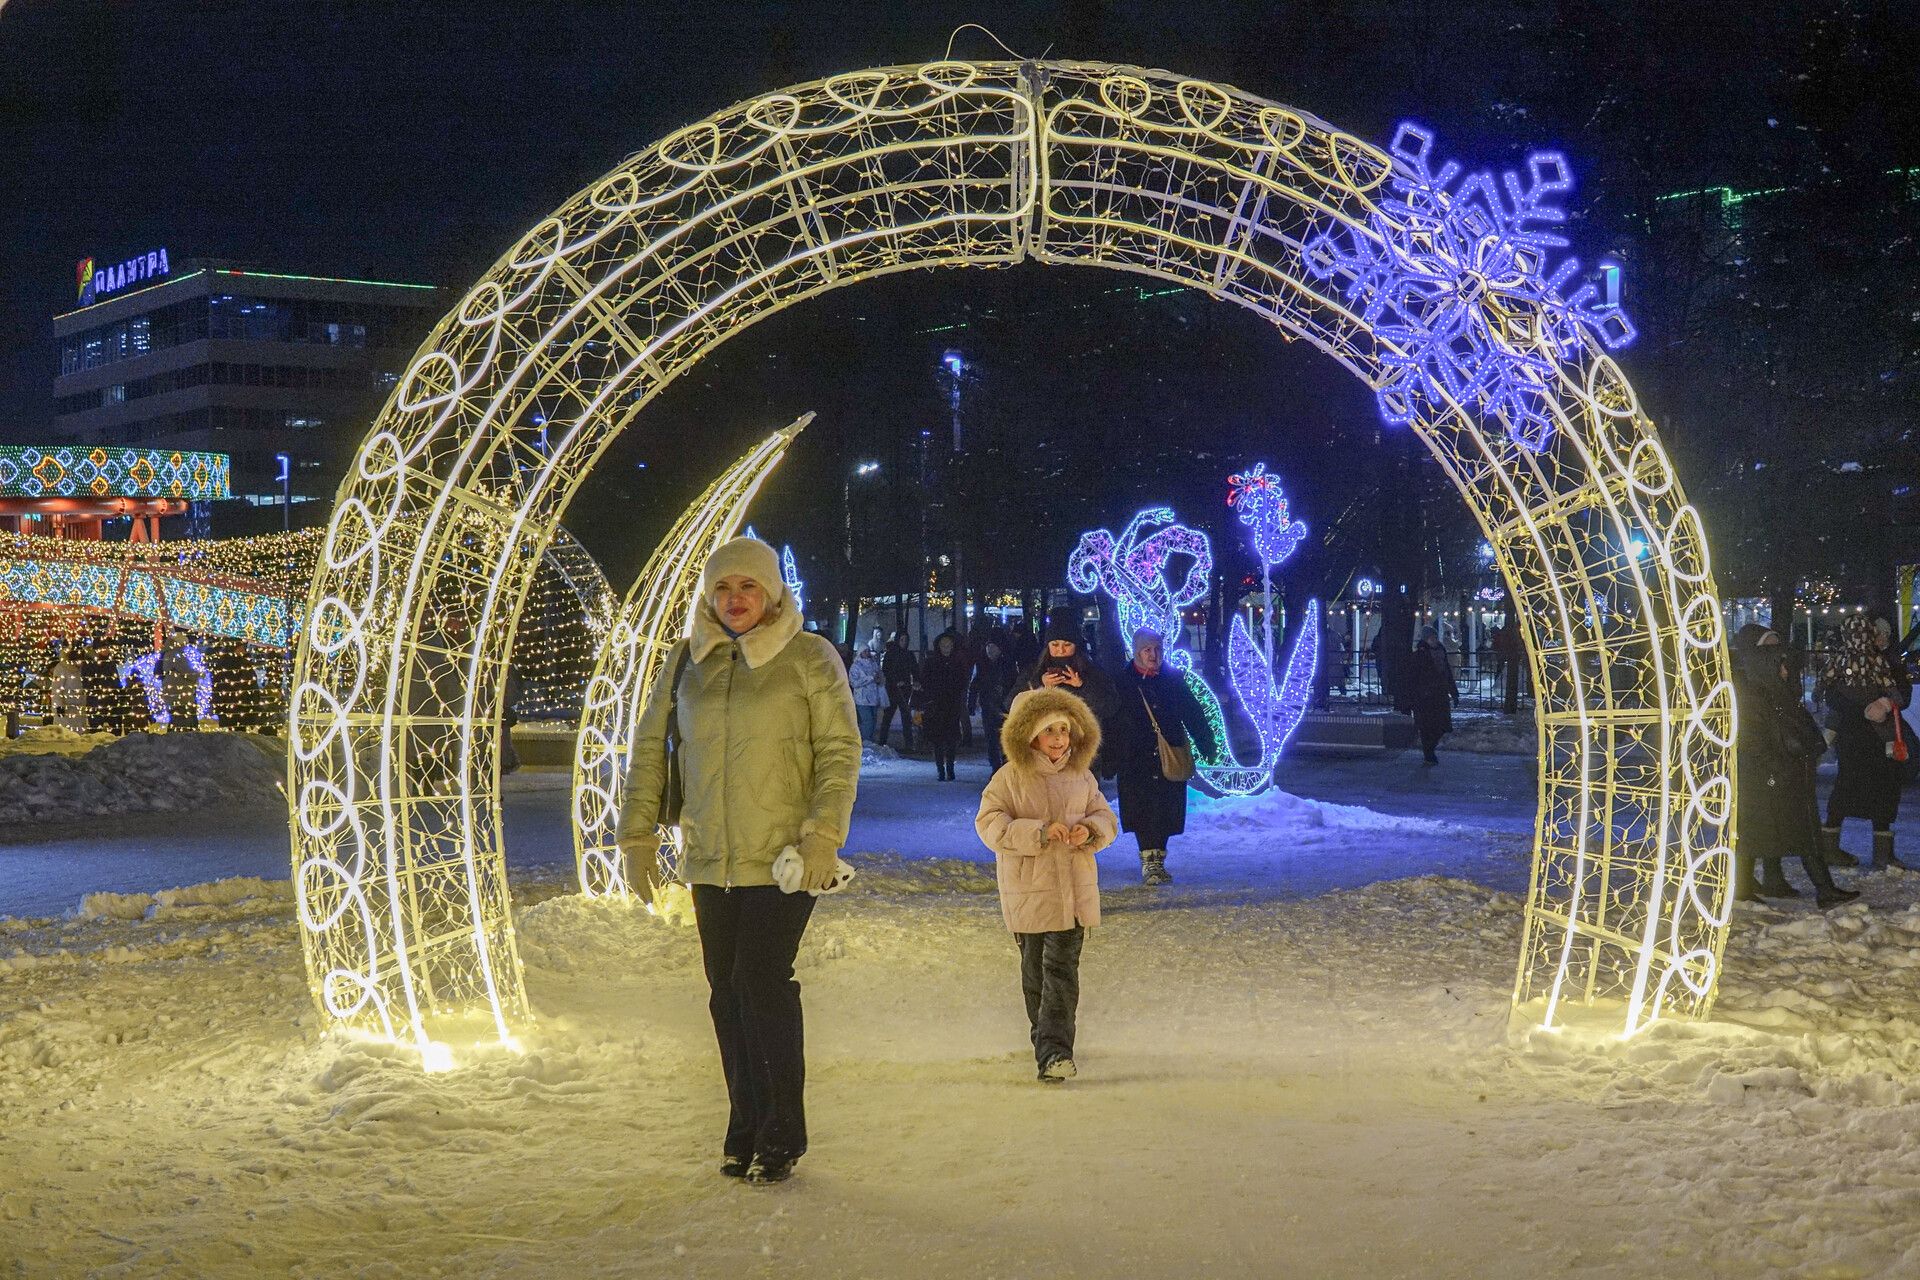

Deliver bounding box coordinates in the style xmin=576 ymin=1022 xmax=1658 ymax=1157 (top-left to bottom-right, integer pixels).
xmin=968 ymin=627 xmax=1018 ymax=771
xmin=1407 ymin=626 xmax=1458 ymax=765
xmin=1111 ymin=626 xmax=1219 ymax=886
xmin=918 ymin=629 xmax=971 ymax=781
xmin=1820 ymin=614 xmax=1910 ymax=870
xmin=1021 ymin=606 xmax=1118 ymax=751
xmin=1734 ymin=632 xmax=1857 ymax=907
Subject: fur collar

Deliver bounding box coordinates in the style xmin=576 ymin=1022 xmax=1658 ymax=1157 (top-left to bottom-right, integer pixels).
xmin=689 ymin=595 xmax=804 ymax=669
xmin=1000 ymin=686 xmax=1102 ymax=776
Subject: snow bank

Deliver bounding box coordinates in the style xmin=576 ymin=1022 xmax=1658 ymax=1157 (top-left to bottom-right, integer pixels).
xmin=78 ymin=875 xmax=292 ymax=923
xmin=0 ymin=730 xmax=285 ymax=825
xmin=0 ymin=725 xmax=116 ymax=759
xmin=1189 ymin=783 xmax=1458 ymax=842
xmin=1443 ymin=711 xmax=1537 ymax=755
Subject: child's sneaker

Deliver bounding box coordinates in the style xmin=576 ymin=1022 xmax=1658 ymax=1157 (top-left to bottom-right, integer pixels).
xmin=1039 ymin=1056 xmax=1077 ymax=1083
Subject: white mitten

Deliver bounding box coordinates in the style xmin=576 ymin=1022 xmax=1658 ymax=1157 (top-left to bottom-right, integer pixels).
xmin=772 ymin=846 xmax=857 ymax=896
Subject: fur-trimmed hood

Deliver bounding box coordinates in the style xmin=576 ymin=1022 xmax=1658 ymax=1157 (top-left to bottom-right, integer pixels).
xmin=1000 ymin=686 xmax=1102 ymax=775
xmin=690 ymin=593 xmax=804 ymax=668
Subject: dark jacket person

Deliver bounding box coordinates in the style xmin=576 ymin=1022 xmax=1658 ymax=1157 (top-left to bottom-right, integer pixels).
xmin=617 ymin=537 xmax=860 ymax=1185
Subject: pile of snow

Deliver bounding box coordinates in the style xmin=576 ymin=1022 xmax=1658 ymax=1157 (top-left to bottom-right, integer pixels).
xmin=1189 ymin=784 xmax=1457 ymax=843
xmin=0 ymin=731 xmax=285 ymax=825
xmin=78 ymin=876 xmax=291 ymax=924
xmin=1444 ymin=711 xmax=1537 ymax=755
xmin=861 ymin=742 xmax=902 ymax=765
xmin=0 ymin=725 xmax=116 ymax=759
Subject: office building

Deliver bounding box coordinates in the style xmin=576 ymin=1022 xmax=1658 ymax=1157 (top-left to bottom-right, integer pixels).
xmin=52 ymin=252 xmax=441 ymax=513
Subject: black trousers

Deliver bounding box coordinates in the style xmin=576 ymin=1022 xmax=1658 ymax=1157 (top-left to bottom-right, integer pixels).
xmin=876 ymin=684 xmax=914 ymax=748
xmin=691 ymin=884 xmax=817 ymax=1160
xmin=1016 ymin=926 xmax=1084 ymax=1067
xmin=983 ymin=710 xmax=1007 ymax=771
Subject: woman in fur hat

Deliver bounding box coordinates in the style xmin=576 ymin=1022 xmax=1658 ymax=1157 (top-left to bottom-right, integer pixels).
xmin=618 ymin=536 xmax=862 ymax=1185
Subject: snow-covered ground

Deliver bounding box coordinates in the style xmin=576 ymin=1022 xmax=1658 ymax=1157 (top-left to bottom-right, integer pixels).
xmin=4 ymin=735 xmax=1920 ymax=1276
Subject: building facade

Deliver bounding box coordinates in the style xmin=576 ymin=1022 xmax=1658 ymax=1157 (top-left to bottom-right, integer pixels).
xmin=52 ymin=256 xmax=441 ymax=514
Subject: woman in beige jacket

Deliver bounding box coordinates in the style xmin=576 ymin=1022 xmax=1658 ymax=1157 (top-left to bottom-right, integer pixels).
xmin=618 ymin=537 xmax=861 ymax=1184
xmin=975 ymin=687 xmax=1117 ymax=1083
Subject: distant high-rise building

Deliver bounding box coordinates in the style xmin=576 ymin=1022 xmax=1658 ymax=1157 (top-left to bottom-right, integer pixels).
xmin=51 ymin=254 xmax=441 ymax=515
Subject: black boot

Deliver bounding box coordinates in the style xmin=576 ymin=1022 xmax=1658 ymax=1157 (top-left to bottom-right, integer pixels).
xmin=1873 ymin=830 xmax=1909 ymax=871
xmin=1802 ymin=850 xmax=1860 ymax=909
xmin=1756 ymin=858 xmax=1799 ymax=899
xmin=1821 ymin=824 xmax=1860 ymax=868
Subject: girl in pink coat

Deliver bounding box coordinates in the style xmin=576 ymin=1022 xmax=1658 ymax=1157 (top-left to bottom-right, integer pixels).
xmin=975 ymin=687 xmax=1118 ymax=1083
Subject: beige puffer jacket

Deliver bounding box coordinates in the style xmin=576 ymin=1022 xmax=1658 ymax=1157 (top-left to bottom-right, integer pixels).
xmin=975 ymin=687 xmax=1117 ymax=933
xmin=617 ymin=595 xmax=861 ymax=888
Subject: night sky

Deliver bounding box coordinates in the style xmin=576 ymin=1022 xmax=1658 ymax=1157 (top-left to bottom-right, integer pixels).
xmin=1 ymin=0 xmax=1902 ymax=591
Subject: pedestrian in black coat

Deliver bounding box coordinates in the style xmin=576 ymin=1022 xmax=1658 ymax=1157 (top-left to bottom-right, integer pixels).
xmin=919 ymin=629 xmax=971 ymax=780
xmin=876 ymin=630 xmax=919 ymax=751
xmin=1111 ymin=627 xmax=1219 ymax=886
xmin=969 ymin=628 xmax=1018 ymax=771
xmin=1407 ymin=626 xmax=1458 ymax=764
xmin=1819 ymin=614 xmax=1910 ymax=869
xmin=1021 ymin=606 xmax=1118 ymax=761
xmin=1734 ymin=632 xmax=1857 ymax=907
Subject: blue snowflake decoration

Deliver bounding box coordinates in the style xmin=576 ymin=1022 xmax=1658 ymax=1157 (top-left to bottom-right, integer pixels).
xmin=1304 ymin=122 xmax=1635 ymax=452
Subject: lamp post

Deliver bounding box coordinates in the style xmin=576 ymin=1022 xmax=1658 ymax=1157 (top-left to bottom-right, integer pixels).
xmin=844 ymin=460 xmax=879 ymax=644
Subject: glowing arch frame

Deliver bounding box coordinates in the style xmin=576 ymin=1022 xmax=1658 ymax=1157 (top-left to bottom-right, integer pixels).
xmin=572 ymin=416 xmax=810 ymax=899
xmin=291 ymin=59 xmax=1734 ymax=1065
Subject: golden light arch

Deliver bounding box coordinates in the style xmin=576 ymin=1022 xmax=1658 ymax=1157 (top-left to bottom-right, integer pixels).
xmin=291 ymin=59 xmax=1735 ymax=1066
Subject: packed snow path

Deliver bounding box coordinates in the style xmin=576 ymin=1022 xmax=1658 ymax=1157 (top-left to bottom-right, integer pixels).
xmin=7 ymin=854 xmax=1920 ymax=1277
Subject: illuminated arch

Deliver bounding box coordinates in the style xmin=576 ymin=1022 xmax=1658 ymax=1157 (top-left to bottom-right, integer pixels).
xmin=292 ymin=60 xmax=1733 ymax=1065
xmin=572 ymin=415 xmax=810 ymax=899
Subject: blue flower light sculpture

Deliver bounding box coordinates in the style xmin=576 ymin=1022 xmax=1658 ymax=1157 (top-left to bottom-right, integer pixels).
xmin=1304 ymin=122 xmax=1635 ymax=452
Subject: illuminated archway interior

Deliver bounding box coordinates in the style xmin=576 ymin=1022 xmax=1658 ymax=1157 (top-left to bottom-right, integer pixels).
xmin=291 ymin=60 xmax=1734 ymax=1066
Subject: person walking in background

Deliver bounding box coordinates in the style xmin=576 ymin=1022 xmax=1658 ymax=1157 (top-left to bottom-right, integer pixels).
xmin=1022 ymin=606 xmax=1117 ymax=742
xmin=1493 ymin=618 xmax=1525 ymax=716
xmin=1407 ymin=626 xmax=1459 ymax=765
xmin=617 ymin=536 xmax=860 ymax=1186
xmin=975 ymin=687 xmax=1117 ymax=1084
xmin=918 ymin=628 xmax=971 ymax=781
xmin=848 ymin=641 xmax=887 ymax=743
xmin=1733 ymin=626 xmax=1858 ymax=907
xmin=878 ymin=630 xmax=919 ymax=752
xmin=1819 ymin=614 xmax=1910 ymax=871
xmin=970 ymin=627 xmax=1018 ymax=771
xmin=1111 ymin=627 xmax=1219 ymax=886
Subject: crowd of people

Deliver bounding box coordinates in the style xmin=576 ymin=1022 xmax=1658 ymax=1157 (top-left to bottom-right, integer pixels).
xmin=841 ymin=606 xmax=1228 ymax=887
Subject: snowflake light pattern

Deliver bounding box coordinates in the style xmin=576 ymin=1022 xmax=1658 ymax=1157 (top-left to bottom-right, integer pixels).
xmin=1305 ymin=122 xmax=1635 ymax=451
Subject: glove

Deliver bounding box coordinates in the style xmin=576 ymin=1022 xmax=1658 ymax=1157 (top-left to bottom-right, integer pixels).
xmin=798 ymin=831 xmax=840 ymax=893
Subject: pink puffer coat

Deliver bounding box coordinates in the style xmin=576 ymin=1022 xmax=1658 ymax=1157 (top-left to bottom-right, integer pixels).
xmin=975 ymin=687 xmax=1117 ymax=933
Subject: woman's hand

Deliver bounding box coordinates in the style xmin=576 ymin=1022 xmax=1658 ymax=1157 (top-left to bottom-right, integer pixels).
xmin=1045 ymin=821 xmax=1071 ymax=846
xmin=1066 ymin=824 xmax=1091 ymax=847
xmin=797 ymin=831 xmax=839 ymax=893
xmin=1866 ymin=696 xmax=1893 ymax=724
xmin=1040 ymin=669 xmax=1067 ymax=688
xmin=1061 ymin=668 xmax=1083 ymax=688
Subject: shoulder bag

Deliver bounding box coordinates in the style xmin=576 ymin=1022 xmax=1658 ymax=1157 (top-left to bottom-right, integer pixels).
xmin=1139 ymin=688 xmax=1196 ymax=783
xmin=657 ymin=644 xmax=695 ymax=826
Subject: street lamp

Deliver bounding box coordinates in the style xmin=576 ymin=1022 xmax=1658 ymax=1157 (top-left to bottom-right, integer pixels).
xmin=844 ymin=459 xmax=880 ymax=644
